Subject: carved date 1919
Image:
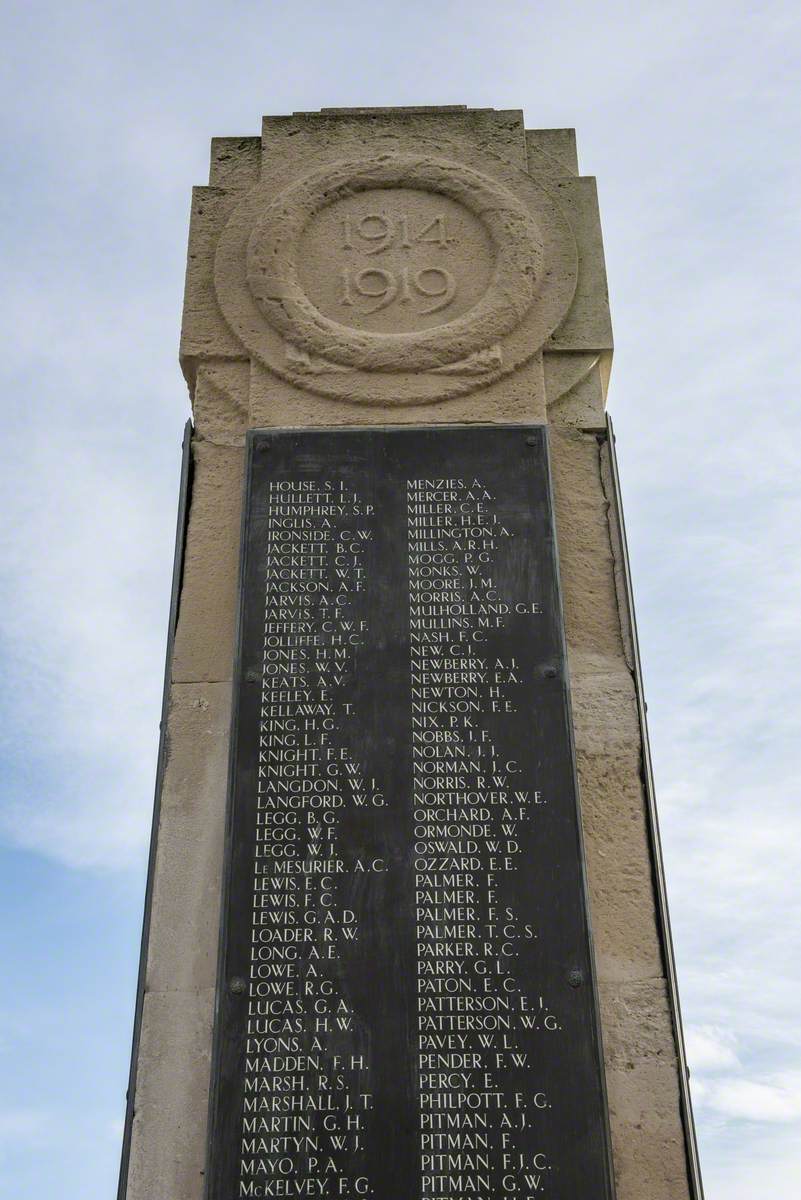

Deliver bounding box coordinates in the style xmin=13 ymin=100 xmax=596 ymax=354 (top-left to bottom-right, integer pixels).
xmin=339 ymin=212 xmax=455 ymax=315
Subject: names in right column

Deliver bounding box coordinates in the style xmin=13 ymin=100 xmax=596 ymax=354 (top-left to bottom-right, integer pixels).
xmin=407 ymin=474 xmax=561 ymax=1200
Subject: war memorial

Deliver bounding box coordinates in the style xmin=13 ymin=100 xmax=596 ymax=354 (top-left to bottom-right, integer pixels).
xmin=116 ymin=105 xmax=704 ymax=1200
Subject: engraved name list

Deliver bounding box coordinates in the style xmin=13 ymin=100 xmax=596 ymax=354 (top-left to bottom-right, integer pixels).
xmin=206 ymin=427 xmax=614 ymax=1200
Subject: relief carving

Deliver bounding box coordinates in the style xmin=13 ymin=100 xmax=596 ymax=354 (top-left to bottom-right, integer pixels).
xmin=213 ymin=154 xmax=577 ymax=403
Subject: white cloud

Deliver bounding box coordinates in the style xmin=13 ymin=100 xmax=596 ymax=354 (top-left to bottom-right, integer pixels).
xmin=0 ymin=1109 xmax=47 ymax=1145
xmin=0 ymin=268 xmax=185 ymax=869
xmin=0 ymin=423 xmax=175 ymax=868
xmin=688 ymin=1024 xmax=801 ymax=1126
xmin=686 ymin=1026 xmax=740 ymax=1074
xmin=108 ymin=1117 xmax=125 ymax=1140
xmin=705 ymin=1074 xmax=801 ymax=1124
xmin=705 ymin=1138 xmax=801 ymax=1200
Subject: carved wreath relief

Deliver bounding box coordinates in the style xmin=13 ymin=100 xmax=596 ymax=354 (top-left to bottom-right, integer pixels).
xmin=213 ymin=155 xmax=578 ymax=403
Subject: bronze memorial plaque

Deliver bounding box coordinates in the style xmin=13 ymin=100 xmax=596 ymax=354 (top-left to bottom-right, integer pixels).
xmin=206 ymin=425 xmax=614 ymax=1200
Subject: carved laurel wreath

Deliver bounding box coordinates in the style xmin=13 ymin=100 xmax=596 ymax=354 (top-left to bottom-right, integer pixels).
xmin=243 ymin=156 xmax=544 ymax=373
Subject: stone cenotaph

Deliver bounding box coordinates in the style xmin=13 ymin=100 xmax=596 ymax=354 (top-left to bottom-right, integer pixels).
xmin=117 ymin=106 xmax=704 ymax=1200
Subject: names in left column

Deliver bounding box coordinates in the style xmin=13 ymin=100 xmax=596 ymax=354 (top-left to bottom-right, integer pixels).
xmin=240 ymin=478 xmax=376 ymax=1200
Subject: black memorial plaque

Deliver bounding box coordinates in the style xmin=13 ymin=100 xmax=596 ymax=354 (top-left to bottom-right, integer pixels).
xmin=206 ymin=426 xmax=614 ymax=1200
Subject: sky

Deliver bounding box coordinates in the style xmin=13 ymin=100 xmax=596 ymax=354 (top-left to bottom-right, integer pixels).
xmin=0 ymin=1 xmax=799 ymax=1196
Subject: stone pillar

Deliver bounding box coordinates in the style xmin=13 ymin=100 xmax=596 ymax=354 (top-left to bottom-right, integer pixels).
xmin=119 ymin=105 xmax=701 ymax=1200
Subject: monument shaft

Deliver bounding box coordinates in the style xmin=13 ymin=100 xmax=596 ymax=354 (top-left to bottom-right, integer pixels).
xmin=118 ymin=107 xmax=702 ymax=1200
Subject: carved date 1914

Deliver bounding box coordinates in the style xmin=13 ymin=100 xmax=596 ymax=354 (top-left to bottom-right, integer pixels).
xmin=339 ymin=212 xmax=455 ymax=315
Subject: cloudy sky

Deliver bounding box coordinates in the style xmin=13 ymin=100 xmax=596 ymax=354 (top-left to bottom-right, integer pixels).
xmin=1 ymin=1 xmax=799 ymax=1196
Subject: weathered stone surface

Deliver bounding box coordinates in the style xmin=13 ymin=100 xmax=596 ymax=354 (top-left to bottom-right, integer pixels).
xmin=601 ymin=978 xmax=677 ymax=1066
xmin=606 ymin=1060 xmax=691 ymax=1200
xmin=577 ymin=751 xmax=665 ymax=983
xmin=209 ymin=136 xmax=261 ymax=188
xmin=171 ymin=441 xmax=244 ymax=683
xmin=192 ymin=360 xmax=249 ymax=445
xmin=247 ymin=354 xmax=547 ymax=428
xmin=180 ymin=188 xmax=247 ymax=383
xmin=550 ymin=426 xmax=627 ymax=656
xmin=127 ymin=987 xmax=213 ymax=1200
xmin=545 ymin=177 xmax=613 ymax=352
xmin=526 ymin=128 xmax=579 ymax=175
xmin=145 ymin=682 xmax=232 ymax=993
xmin=261 ymin=107 xmax=531 ymax=175
xmin=550 ymin=420 xmax=691 ymax=1193
xmin=546 ymin=354 xmax=607 ymax=429
xmin=570 ymin=661 xmax=641 ymax=754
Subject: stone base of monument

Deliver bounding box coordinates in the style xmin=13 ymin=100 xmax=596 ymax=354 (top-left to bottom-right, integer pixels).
xmin=117 ymin=106 xmax=702 ymax=1200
